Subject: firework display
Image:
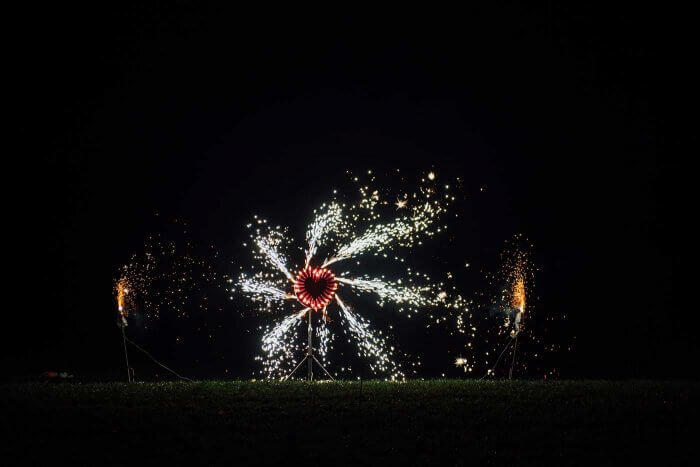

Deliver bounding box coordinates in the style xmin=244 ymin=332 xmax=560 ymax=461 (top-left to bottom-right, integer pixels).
xmin=235 ymin=170 xmax=461 ymax=380
xmin=115 ymin=173 xmax=565 ymax=381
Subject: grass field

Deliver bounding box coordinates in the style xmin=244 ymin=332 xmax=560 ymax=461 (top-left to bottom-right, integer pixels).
xmin=1 ymin=380 xmax=697 ymax=465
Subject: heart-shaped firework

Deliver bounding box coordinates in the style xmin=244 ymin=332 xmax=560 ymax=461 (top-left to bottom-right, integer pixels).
xmin=293 ymin=266 xmax=338 ymax=310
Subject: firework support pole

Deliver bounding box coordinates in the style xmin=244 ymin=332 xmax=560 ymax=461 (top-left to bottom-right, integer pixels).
xmin=120 ymin=325 xmax=131 ymax=383
xmin=307 ymin=312 xmax=314 ymax=381
xmin=508 ymin=336 xmax=519 ymax=380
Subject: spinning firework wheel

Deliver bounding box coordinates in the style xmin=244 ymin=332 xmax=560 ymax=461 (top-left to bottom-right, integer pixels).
xmin=285 ymin=266 xmax=338 ymax=381
xmin=237 ymin=173 xmax=457 ymax=381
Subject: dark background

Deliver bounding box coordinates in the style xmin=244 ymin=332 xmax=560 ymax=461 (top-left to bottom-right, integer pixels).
xmin=8 ymin=4 xmax=685 ymax=379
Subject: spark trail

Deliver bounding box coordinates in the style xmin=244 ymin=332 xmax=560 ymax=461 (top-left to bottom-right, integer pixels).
xmin=259 ymin=308 xmax=309 ymax=377
xmin=323 ymin=202 xmax=442 ymax=267
xmin=337 ymin=276 xmax=441 ymax=309
xmin=336 ymin=295 xmax=403 ymax=380
xmin=305 ymin=202 xmax=346 ymax=267
xmin=255 ymin=231 xmax=295 ymax=281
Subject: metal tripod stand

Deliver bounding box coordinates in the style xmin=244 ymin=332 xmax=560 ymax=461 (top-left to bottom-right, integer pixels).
xmin=284 ymin=310 xmax=335 ymax=381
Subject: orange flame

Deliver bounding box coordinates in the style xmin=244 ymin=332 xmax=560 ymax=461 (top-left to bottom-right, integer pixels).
xmin=116 ymin=278 xmax=129 ymax=315
xmin=511 ymin=276 xmax=525 ymax=313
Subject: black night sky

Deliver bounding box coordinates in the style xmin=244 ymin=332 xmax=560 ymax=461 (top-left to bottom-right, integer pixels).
xmin=11 ymin=4 xmax=685 ymax=381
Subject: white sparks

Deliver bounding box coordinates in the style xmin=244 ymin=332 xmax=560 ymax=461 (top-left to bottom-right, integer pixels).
xmin=337 ymin=276 xmax=441 ymax=310
xmin=254 ymin=230 xmax=295 ymax=281
xmin=260 ymin=308 xmax=308 ymax=378
xmin=237 ymin=273 xmax=293 ymax=310
xmin=305 ymin=202 xmax=346 ymax=267
xmin=336 ymin=295 xmax=403 ymax=380
xmin=323 ymin=202 xmax=442 ymax=267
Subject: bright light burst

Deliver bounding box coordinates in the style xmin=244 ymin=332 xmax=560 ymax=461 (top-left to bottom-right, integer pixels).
xmin=235 ymin=170 xmax=461 ymax=380
xmin=497 ymin=236 xmax=530 ymax=340
xmin=115 ymin=277 xmax=130 ymax=326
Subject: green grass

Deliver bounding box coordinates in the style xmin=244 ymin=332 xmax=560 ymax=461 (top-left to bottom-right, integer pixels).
xmin=1 ymin=380 xmax=697 ymax=465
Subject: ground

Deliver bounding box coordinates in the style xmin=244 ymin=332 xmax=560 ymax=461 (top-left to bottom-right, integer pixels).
xmin=1 ymin=380 xmax=697 ymax=465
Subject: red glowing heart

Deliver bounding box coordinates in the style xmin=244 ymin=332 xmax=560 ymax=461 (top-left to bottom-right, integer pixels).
xmin=293 ymin=266 xmax=338 ymax=310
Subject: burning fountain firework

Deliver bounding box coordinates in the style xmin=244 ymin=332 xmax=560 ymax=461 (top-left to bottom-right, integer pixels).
xmin=234 ymin=170 xmax=467 ymax=380
xmin=451 ymin=234 xmax=564 ymax=378
xmin=452 ymin=235 xmax=533 ymax=375
xmin=114 ymin=225 xmax=226 ymax=329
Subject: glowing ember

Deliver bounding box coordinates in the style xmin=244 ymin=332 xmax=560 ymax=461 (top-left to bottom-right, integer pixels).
xmin=293 ymin=266 xmax=338 ymax=310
